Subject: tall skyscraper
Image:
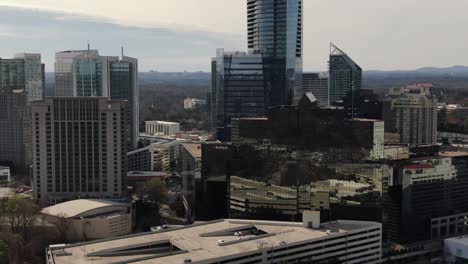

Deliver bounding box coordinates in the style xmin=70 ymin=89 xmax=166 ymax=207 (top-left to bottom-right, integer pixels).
xmin=247 ymin=0 xmax=303 ymax=106
xmin=55 ymin=50 xmax=99 ymax=97
xmin=109 ymin=55 xmax=139 ymax=149
xmin=211 ymin=49 xmax=266 ymax=141
xmin=302 ymin=72 xmax=329 ymax=106
xmin=328 ymin=43 xmax=362 ymax=105
xmin=31 ymin=97 xmax=128 ymax=203
xmin=383 ymin=84 xmax=438 ymax=146
xmin=54 ymin=49 xmax=139 ymax=149
xmin=0 ymin=58 xmax=31 ymax=174
xmin=14 ymin=53 xmax=45 ymax=102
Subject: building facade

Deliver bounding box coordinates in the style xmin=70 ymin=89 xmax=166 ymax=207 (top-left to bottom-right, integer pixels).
xmin=41 ymin=199 xmax=132 ymax=242
xmin=211 ymin=50 xmax=266 ymax=141
xmin=329 ymin=43 xmax=362 ymax=106
xmin=184 ymin=98 xmax=206 ymax=110
xmin=0 ymin=166 xmax=11 ymax=182
xmin=445 ymin=236 xmax=468 ymax=263
xmin=55 ymin=49 xmax=139 ymax=149
xmin=109 ymin=56 xmax=139 ymax=149
xmin=247 ymin=0 xmax=303 ymax=105
xmin=31 ymin=97 xmax=128 ymax=203
xmin=55 ymin=50 xmax=99 ymax=97
xmin=127 ymin=141 xmax=180 ymax=173
xmin=383 ymin=84 xmax=438 ymax=146
xmin=387 ymin=153 xmax=468 ymax=243
xmin=145 ymin=121 xmax=180 ymax=136
xmin=14 ymin=53 xmax=45 ymax=102
xmin=0 ymin=59 xmax=31 ymax=174
xmin=302 ymin=72 xmax=329 ymax=106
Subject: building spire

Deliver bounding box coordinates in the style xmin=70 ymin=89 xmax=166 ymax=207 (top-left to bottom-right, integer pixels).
xmin=121 ymin=46 xmax=124 ymax=59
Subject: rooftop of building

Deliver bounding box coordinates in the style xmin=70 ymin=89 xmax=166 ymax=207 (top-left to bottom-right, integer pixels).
xmin=182 ymin=143 xmax=202 ymax=159
xmin=127 ymin=171 xmax=170 ymax=178
xmin=439 ymin=151 xmax=468 ymax=157
xmin=351 ymin=118 xmax=383 ymax=122
xmin=146 ymin=120 xmax=180 ymax=125
xmin=239 ymin=117 xmax=269 ymax=121
xmin=446 ymin=235 xmax=468 ymax=246
xmin=47 ymin=218 xmax=381 ymax=264
xmin=41 ymin=199 xmax=129 ymax=219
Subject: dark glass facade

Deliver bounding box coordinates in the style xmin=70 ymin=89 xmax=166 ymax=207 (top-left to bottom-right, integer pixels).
xmin=212 ymin=50 xmax=266 ymax=141
xmin=0 ymin=59 xmax=29 ymax=174
xmin=205 ymin=98 xmax=390 ymax=235
xmin=75 ymin=58 xmax=103 ymax=97
xmin=329 ymin=44 xmax=362 ymax=105
xmin=110 ymin=59 xmax=138 ymax=149
xmin=247 ymin=0 xmax=303 ymax=106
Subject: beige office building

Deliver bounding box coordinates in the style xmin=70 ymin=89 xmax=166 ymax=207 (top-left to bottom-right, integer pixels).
xmin=383 ymin=84 xmax=437 ymax=146
xmin=31 ymin=97 xmax=128 ymax=203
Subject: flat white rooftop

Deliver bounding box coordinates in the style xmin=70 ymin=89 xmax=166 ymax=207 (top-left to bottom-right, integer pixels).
xmin=47 ymin=219 xmax=381 ymax=264
xmin=146 ymin=121 xmax=180 ymax=125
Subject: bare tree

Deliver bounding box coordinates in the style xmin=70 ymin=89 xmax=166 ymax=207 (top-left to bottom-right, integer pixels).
xmin=55 ymin=214 xmax=70 ymax=243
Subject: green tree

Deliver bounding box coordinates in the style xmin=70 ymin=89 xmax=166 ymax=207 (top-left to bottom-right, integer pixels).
xmin=0 ymin=240 xmax=8 ymax=264
xmin=144 ymin=179 xmax=168 ymax=205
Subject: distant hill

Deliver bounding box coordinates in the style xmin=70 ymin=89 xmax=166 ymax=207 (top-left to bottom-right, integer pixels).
xmin=44 ymin=66 xmax=468 ymax=94
xmin=364 ymin=66 xmax=468 ymax=89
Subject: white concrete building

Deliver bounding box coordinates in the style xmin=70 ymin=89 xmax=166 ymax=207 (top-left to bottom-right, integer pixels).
xmin=46 ymin=214 xmax=382 ymax=264
xmin=184 ymin=98 xmax=206 ymax=110
xmin=41 ymin=199 xmax=132 ymax=242
xmin=0 ymin=166 xmax=11 ymax=182
xmin=145 ymin=121 xmax=180 ymax=136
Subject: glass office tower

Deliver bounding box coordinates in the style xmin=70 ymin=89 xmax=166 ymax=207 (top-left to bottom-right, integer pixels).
xmin=247 ymin=0 xmax=303 ymax=106
xmin=14 ymin=53 xmax=44 ymax=102
xmin=212 ymin=49 xmax=266 ymax=141
xmin=109 ymin=56 xmax=139 ymax=150
xmin=75 ymin=54 xmax=104 ymax=97
xmin=329 ymin=43 xmax=362 ymax=106
xmin=0 ymin=59 xmax=30 ymax=174
xmin=55 ymin=50 xmax=100 ymax=96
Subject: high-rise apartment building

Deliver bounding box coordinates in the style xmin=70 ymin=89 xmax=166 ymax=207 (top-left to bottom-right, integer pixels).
xmin=31 ymin=97 xmax=128 ymax=203
xmin=383 ymin=84 xmax=438 ymax=146
xmin=247 ymin=0 xmax=303 ymax=105
xmin=211 ymin=49 xmax=266 ymax=141
xmin=302 ymin=72 xmax=329 ymax=106
xmin=54 ymin=49 xmax=139 ymax=149
xmin=329 ymin=43 xmax=362 ymax=106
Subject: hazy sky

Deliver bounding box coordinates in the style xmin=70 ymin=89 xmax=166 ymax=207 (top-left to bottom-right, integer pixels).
xmin=1 ymin=0 xmax=468 ymax=71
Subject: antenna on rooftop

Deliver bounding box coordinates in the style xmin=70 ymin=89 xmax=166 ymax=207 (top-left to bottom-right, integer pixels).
xmin=121 ymin=46 xmax=124 ymax=59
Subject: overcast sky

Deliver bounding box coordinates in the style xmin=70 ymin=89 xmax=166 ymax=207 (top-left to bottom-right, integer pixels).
xmin=1 ymin=0 xmax=468 ymax=71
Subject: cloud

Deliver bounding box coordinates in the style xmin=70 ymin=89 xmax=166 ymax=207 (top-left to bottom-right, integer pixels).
xmin=0 ymin=6 xmax=243 ymax=71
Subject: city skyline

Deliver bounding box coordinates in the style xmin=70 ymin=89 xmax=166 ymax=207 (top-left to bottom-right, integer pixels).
xmin=1 ymin=0 xmax=468 ymax=71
